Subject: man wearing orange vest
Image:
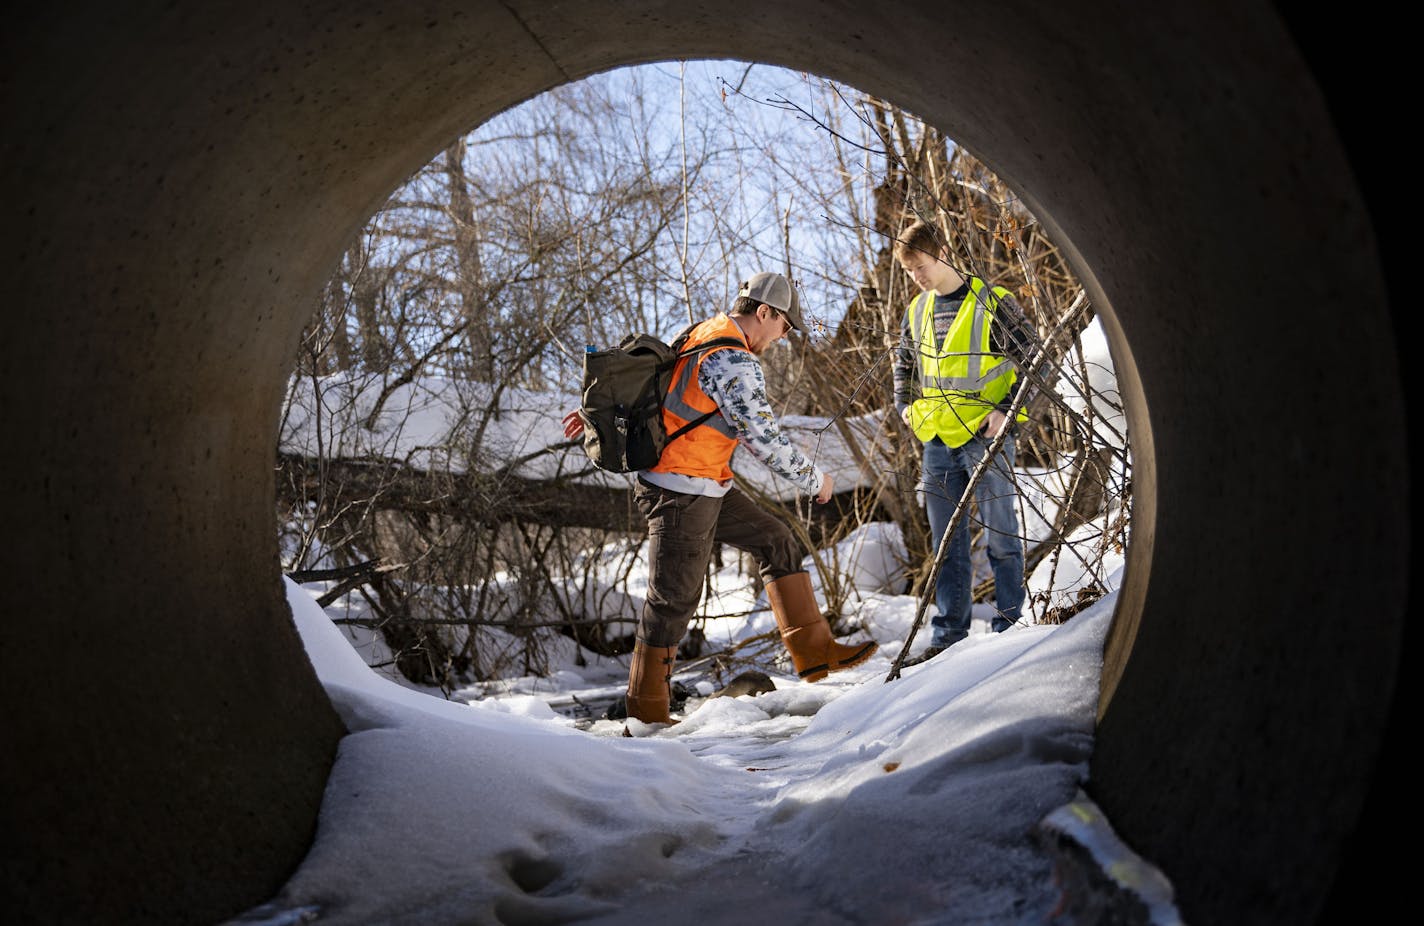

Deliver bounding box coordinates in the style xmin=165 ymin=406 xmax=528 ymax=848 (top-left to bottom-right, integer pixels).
xmin=565 ymin=272 xmax=878 ymax=729
xmin=892 ymin=220 xmax=1037 ymax=667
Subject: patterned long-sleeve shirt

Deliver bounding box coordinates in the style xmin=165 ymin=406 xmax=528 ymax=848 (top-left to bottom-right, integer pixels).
xmin=701 ymin=347 xmax=824 ymax=493
xmin=892 ymin=280 xmax=1039 ymax=417
xmin=638 ymin=343 xmax=825 ymax=498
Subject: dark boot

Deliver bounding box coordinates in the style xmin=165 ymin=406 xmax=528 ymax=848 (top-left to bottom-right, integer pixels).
xmin=624 ymin=639 xmax=678 ymax=726
xmin=766 ymin=572 xmax=878 ymax=682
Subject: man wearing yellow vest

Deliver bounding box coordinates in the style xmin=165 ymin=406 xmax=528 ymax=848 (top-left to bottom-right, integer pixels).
xmin=564 ymin=272 xmax=878 ymax=729
xmin=892 ymin=220 xmax=1036 ymax=667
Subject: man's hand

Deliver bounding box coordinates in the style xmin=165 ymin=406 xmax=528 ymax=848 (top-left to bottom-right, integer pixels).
xmin=562 ymin=410 xmax=585 ymax=439
xmin=981 ymin=409 xmax=1008 ymax=439
xmin=900 ymin=407 xmax=913 ymax=429
xmin=815 ymin=473 xmax=834 ymax=505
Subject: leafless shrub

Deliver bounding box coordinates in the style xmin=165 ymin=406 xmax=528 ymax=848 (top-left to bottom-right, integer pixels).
xmin=278 ymin=65 xmax=1130 ymax=689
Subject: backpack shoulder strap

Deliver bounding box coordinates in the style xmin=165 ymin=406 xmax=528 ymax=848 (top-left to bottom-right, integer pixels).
xmin=659 ymin=336 xmax=748 ymax=443
xmin=676 ymin=335 xmax=745 ymax=358
xmin=668 ymin=322 xmax=698 ymax=351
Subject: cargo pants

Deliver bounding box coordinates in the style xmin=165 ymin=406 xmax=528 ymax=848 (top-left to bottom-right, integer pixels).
xmin=633 ymin=478 xmax=805 ymax=648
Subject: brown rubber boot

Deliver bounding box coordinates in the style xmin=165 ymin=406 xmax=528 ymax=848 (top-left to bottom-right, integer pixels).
xmin=766 ymin=572 xmax=879 ymax=682
xmin=623 ymin=639 xmax=678 ymax=728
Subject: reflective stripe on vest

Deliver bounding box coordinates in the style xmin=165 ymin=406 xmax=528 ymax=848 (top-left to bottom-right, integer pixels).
xmin=663 ymin=334 xmax=739 ymax=439
xmin=907 ymin=278 xmax=1024 ymax=447
xmin=911 ymin=278 xmax=1017 ymax=392
xmin=651 ymin=314 xmax=749 ymax=479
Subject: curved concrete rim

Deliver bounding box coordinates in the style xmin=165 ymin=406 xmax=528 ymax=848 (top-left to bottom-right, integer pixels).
xmin=3 ymin=3 xmax=1407 ymax=924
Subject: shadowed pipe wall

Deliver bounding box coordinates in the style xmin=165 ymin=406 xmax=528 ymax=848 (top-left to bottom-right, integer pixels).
xmin=0 ymin=3 xmax=1407 ymax=924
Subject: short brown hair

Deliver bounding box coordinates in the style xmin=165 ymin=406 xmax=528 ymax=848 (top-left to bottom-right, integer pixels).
xmin=894 ymin=218 xmax=944 ymax=262
xmin=729 ymin=295 xmax=762 ymax=317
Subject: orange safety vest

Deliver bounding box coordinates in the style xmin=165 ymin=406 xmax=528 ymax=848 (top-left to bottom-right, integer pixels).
xmin=651 ymin=314 xmax=750 ymax=480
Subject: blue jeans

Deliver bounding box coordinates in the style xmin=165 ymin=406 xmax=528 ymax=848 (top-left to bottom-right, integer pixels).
xmin=921 ymin=433 xmax=1025 ymax=646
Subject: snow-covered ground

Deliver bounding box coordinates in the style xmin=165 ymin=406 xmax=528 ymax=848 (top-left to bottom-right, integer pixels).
xmin=227 ymin=508 xmax=1182 ymax=925
xmin=241 ymin=317 xmax=1174 ymax=924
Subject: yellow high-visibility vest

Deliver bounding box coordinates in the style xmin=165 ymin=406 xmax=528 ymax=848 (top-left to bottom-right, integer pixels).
xmin=906 ymin=278 xmax=1028 ymax=448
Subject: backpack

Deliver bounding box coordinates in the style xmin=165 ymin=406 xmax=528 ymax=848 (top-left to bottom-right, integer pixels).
xmin=575 ymin=327 xmax=744 ymax=474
